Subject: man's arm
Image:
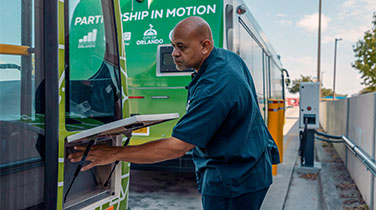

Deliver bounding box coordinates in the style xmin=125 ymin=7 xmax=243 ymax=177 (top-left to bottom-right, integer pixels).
xmin=68 ymin=137 xmax=195 ymax=171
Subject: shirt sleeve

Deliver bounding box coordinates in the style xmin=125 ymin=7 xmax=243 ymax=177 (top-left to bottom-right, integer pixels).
xmin=172 ymin=82 xmax=231 ymax=148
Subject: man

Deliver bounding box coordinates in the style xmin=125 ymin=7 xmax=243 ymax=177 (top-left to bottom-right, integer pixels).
xmin=69 ymin=16 xmax=279 ymax=210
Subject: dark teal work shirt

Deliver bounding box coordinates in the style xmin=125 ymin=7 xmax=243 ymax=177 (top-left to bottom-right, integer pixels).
xmin=172 ymin=47 xmax=280 ymax=197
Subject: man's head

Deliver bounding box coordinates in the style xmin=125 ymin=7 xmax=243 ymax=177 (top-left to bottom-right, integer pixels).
xmin=170 ymin=16 xmax=214 ymax=71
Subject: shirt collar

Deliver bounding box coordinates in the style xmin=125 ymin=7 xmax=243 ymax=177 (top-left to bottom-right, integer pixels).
xmin=188 ymin=47 xmax=218 ymax=88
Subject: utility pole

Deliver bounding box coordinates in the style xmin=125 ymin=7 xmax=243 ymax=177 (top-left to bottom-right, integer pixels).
xmin=317 ymin=0 xmax=322 ymax=84
xmin=332 ymin=38 xmax=342 ymax=100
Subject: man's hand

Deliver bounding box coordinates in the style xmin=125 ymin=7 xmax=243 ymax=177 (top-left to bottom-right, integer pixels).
xmin=68 ymin=137 xmax=194 ymax=171
xmin=68 ymin=144 xmax=121 ymax=171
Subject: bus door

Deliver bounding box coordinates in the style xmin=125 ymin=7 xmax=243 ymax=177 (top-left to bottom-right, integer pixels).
xmin=62 ymin=0 xmax=130 ymax=209
xmin=0 ymin=0 xmax=47 ymax=209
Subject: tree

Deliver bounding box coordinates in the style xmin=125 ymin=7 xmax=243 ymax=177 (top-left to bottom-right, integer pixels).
xmin=288 ymin=75 xmax=313 ymax=94
xmin=352 ymin=13 xmax=376 ymax=94
xmin=321 ymin=87 xmax=333 ymax=97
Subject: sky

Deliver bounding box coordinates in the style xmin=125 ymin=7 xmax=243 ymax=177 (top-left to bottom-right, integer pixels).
xmin=1 ymin=0 xmax=374 ymax=96
xmin=246 ymin=0 xmax=376 ymax=96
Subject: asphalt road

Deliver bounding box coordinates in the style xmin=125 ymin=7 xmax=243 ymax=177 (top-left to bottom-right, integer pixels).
xmin=128 ymin=169 xmax=202 ymax=210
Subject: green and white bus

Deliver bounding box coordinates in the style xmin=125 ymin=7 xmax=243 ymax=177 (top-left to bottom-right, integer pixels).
xmin=0 ymin=0 xmax=175 ymax=209
xmin=120 ymin=0 xmax=287 ymax=171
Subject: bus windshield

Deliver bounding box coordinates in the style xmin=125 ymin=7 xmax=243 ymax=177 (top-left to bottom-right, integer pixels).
xmin=65 ymin=0 xmax=121 ymax=130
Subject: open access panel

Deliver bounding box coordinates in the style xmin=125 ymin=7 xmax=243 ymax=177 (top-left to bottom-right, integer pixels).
xmin=63 ymin=113 xmax=179 ymax=209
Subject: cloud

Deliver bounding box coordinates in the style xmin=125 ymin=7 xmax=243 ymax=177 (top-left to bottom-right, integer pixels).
xmin=274 ymin=13 xmax=291 ymax=27
xmin=341 ymin=0 xmax=376 ymax=17
xmin=335 ymin=0 xmax=376 ymax=42
xmin=322 ymin=24 xmax=371 ymax=44
xmin=282 ymin=55 xmax=362 ymax=95
xmin=276 ymin=13 xmax=286 ymax=17
xmin=275 ymin=19 xmax=293 ymax=26
xmin=320 ymin=0 xmax=375 ymax=44
xmin=297 ymin=13 xmax=331 ymax=32
xmin=282 ymin=55 xmax=331 ymax=82
xmin=282 ymin=56 xmax=317 ymax=80
xmin=342 ymin=0 xmax=356 ymax=8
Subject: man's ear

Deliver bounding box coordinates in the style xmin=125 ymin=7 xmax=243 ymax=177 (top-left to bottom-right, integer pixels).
xmin=200 ymin=39 xmax=212 ymax=55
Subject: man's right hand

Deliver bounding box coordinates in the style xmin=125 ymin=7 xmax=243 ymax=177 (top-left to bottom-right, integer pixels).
xmin=68 ymin=144 xmax=122 ymax=171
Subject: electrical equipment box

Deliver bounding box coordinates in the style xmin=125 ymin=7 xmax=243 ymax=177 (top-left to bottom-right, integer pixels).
xmin=299 ymin=82 xmax=320 ymax=129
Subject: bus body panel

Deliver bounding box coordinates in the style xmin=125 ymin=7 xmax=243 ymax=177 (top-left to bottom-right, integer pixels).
xmin=128 ymin=87 xmax=187 ymax=144
xmin=120 ymin=0 xmax=224 ymax=147
xmin=119 ymin=0 xmax=285 ymax=170
xmin=121 ymin=0 xmax=223 ymax=87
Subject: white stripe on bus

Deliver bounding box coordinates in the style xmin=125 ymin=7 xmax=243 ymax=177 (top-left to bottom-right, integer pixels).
xmin=121 ymin=67 xmax=128 ymax=78
xmin=121 ymin=173 xmax=130 ymax=179
xmin=59 ymin=71 xmax=65 ymax=88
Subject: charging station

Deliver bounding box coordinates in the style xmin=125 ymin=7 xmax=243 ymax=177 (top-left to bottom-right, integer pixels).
xmin=299 ymin=82 xmax=320 ymax=129
xmin=298 ymin=82 xmax=321 ymax=172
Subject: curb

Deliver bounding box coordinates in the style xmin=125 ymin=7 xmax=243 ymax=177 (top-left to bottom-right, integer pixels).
xmin=315 ymin=140 xmax=344 ymax=210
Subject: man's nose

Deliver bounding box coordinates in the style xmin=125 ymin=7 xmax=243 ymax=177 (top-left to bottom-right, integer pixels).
xmin=171 ymin=48 xmax=180 ymax=57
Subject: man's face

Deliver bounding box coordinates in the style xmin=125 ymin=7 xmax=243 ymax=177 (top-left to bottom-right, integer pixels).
xmin=170 ymin=29 xmax=204 ymax=71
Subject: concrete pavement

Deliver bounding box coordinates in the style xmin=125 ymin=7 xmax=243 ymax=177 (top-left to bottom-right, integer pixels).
xmin=262 ymin=107 xmax=366 ymax=210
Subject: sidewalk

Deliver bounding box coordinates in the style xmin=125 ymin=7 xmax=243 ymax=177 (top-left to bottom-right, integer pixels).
xmin=261 ymin=107 xmax=367 ymax=210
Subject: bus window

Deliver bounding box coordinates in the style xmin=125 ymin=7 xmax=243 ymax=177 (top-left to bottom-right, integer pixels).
xmin=156 ymin=45 xmax=194 ymax=76
xmin=238 ymin=20 xmax=266 ymax=118
xmin=65 ymin=0 xmax=121 ymax=130
xmin=270 ymin=60 xmax=283 ymax=99
xmin=263 ymin=52 xmax=270 ymax=121
xmin=0 ymin=0 xmax=45 ymax=209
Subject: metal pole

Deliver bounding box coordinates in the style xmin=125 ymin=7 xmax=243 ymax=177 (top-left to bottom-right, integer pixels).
xmin=333 ymin=38 xmax=342 ymax=100
xmin=371 ymin=94 xmax=376 ymax=210
xmin=322 ymin=71 xmax=324 ymax=84
xmin=304 ymin=130 xmax=316 ymax=167
xmin=21 ymin=0 xmax=32 ymax=116
xmin=317 ymin=0 xmax=322 ymax=83
xmin=44 ymin=0 xmax=59 ymax=208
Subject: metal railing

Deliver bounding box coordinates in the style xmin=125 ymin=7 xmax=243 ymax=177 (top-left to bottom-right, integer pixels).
xmin=315 ymin=130 xmax=376 ymax=176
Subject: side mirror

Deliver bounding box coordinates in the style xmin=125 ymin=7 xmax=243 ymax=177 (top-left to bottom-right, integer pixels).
xmin=285 ymin=78 xmax=291 ymax=87
xmin=281 ymin=69 xmax=290 ymax=87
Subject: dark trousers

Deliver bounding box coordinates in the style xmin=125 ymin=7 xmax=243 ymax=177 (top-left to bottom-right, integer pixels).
xmin=201 ymin=187 xmax=269 ymax=210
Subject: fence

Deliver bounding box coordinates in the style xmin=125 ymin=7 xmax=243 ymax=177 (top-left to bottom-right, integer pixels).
xmin=320 ymin=92 xmax=376 ymax=210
